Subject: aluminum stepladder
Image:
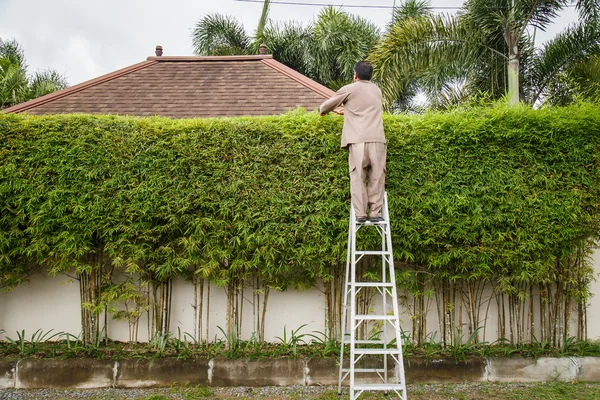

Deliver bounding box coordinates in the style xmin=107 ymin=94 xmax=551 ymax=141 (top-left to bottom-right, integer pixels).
xmin=337 ymin=192 xmax=407 ymax=400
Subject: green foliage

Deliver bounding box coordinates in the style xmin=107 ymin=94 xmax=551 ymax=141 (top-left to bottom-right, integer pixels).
xmin=274 ymin=324 xmax=308 ymax=358
xmin=1 ymin=104 xmax=600 ymax=344
xmin=190 ymin=6 xmax=379 ymax=90
xmin=370 ymin=0 xmax=600 ymax=108
xmin=0 ymin=38 xmax=68 ymax=109
xmin=4 ymin=329 xmax=63 ymax=357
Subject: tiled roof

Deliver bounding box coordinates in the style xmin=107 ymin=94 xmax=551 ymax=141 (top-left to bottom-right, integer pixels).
xmin=3 ymin=55 xmax=335 ymax=118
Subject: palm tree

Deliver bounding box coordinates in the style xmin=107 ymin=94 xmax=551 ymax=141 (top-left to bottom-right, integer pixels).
xmin=0 ymin=38 xmax=68 ymax=109
xmin=369 ymin=0 xmax=600 ymax=108
xmin=544 ymin=54 xmax=600 ymax=105
xmin=191 ymin=0 xmax=271 ymax=56
xmin=311 ymin=7 xmax=380 ymax=89
xmin=191 ymin=2 xmax=380 ymax=89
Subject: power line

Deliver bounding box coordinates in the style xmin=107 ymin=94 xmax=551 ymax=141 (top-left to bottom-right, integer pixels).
xmin=232 ymin=0 xmax=464 ymax=9
xmin=233 ymin=0 xmax=576 ymax=10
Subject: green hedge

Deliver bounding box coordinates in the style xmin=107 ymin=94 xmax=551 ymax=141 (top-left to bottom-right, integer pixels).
xmin=1 ymin=104 xmax=600 ymax=290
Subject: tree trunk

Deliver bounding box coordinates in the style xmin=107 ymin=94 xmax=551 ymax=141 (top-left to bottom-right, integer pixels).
xmin=507 ymin=44 xmax=520 ymax=104
xmin=506 ymin=15 xmax=520 ymax=105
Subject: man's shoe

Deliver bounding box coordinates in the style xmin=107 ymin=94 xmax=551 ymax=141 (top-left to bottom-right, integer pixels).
xmin=370 ymin=216 xmax=385 ymax=223
xmin=356 ymin=216 xmax=367 ymax=223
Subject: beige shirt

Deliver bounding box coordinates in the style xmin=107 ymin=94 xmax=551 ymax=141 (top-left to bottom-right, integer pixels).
xmin=319 ymin=80 xmax=385 ymax=148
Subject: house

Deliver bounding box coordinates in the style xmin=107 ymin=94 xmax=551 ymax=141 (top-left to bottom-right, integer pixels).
xmin=0 ymin=46 xmax=341 ymax=344
xmin=3 ymin=45 xmax=334 ymax=117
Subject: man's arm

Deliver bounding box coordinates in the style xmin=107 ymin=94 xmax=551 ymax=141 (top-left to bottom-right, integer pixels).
xmin=319 ymin=87 xmax=349 ymax=116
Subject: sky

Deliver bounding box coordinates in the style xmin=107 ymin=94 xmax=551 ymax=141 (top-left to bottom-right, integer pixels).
xmin=0 ymin=0 xmax=579 ymax=86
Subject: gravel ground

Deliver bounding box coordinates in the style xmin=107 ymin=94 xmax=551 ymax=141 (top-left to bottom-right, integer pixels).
xmin=0 ymin=386 xmax=331 ymax=400
xmin=2 ymin=383 xmax=600 ymax=400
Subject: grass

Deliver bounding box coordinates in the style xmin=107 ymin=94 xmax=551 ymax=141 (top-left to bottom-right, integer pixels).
xmin=2 ymin=333 xmax=600 ymax=362
xmin=3 ymin=383 xmax=600 ymax=399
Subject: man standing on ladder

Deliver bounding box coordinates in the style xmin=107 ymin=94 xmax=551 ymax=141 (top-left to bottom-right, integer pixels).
xmin=319 ymin=61 xmax=386 ymax=224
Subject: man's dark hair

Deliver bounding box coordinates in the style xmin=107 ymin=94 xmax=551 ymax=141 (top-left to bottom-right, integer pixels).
xmin=354 ymin=61 xmax=373 ymax=80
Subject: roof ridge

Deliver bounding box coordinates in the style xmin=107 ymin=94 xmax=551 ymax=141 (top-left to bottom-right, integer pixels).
xmin=3 ymin=60 xmax=158 ymax=114
xmin=147 ymin=55 xmax=273 ymax=62
xmin=260 ymin=58 xmax=335 ymax=99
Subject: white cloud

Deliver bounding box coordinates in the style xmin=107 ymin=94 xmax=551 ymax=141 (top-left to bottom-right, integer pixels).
xmin=0 ymin=0 xmax=583 ymax=87
xmin=62 ymin=36 xmax=99 ymax=85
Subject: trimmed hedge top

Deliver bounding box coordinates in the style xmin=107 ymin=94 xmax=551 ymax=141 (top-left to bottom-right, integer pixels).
xmin=1 ymin=103 xmax=600 ymax=289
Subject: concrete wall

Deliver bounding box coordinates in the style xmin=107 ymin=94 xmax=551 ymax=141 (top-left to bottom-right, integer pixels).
xmin=2 ymin=357 xmax=600 ymax=389
xmin=1 ymin=250 xmax=600 ymax=342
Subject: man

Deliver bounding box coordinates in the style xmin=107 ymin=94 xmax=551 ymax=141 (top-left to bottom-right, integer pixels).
xmin=319 ymin=61 xmax=386 ymax=223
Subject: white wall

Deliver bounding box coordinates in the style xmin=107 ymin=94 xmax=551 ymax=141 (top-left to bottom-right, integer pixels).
xmin=587 ymin=250 xmax=600 ymax=340
xmin=0 ymin=271 xmax=80 ymax=338
xmin=2 ymin=251 xmax=599 ymax=343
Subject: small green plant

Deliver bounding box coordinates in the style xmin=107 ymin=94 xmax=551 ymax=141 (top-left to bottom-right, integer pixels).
xmin=447 ymin=327 xmax=486 ymax=362
xmin=306 ymin=330 xmax=339 ymax=358
xmin=5 ymin=329 xmax=63 ymax=357
xmin=150 ymin=331 xmax=173 ymax=359
xmin=170 ymin=328 xmax=193 ymax=359
xmin=217 ymin=325 xmax=245 ymax=358
xmin=275 ymin=324 xmax=308 ymax=358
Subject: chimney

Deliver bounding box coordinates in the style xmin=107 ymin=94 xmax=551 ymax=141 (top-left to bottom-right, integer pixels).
xmin=259 ymin=43 xmax=267 ymax=55
xmin=155 ymin=45 xmax=163 ymax=57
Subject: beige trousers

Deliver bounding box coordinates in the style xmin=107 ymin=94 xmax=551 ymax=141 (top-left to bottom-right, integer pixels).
xmin=348 ymin=142 xmax=386 ymax=218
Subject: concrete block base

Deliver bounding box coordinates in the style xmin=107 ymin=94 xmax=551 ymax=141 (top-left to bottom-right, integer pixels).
xmin=0 ymin=356 xmax=599 ymax=388
xmin=116 ymin=358 xmax=210 ymax=388
xmin=15 ymin=359 xmax=114 ymax=389
xmin=0 ymin=361 xmax=15 ymax=389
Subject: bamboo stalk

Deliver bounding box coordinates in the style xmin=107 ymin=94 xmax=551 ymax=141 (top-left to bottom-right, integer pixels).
xmin=237 ymin=280 xmax=241 ymax=339
xmin=260 ymin=286 xmax=270 ymax=343
xmin=529 ymin=285 xmax=534 ymax=343
xmin=193 ymin=274 xmax=198 ymax=341
xmin=206 ymin=283 xmax=211 ymax=341
xmin=253 ymin=272 xmax=258 ymax=339
xmin=508 ymin=294 xmax=514 ymax=344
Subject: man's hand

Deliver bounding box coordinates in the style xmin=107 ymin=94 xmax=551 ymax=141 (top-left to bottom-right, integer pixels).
xmin=333 ymin=106 xmax=345 ymax=115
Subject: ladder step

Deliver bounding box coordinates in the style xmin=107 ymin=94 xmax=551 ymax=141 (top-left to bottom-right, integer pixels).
xmin=354 ymin=348 xmax=402 ymax=355
xmin=355 ymin=250 xmax=391 ymax=256
xmin=353 ymin=282 xmax=393 ymax=288
xmin=342 ymin=368 xmax=386 ymax=373
xmin=354 ymin=383 xmax=405 ymax=391
xmin=354 ymin=315 xmax=397 ymax=321
xmin=354 ymin=339 xmax=385 ymax=345
xmin=355 ymin=220 xmax=387 ymax=225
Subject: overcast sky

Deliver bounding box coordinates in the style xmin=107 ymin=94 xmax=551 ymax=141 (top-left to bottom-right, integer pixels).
xmin=0 ymin=0 xmax=578 ymax=86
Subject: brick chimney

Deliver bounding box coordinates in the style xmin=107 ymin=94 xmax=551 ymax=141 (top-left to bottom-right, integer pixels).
xmin=259 ymin=43 xmax=268 ymax=55
xmin=155 ymin=45 xmax=163 ymax=56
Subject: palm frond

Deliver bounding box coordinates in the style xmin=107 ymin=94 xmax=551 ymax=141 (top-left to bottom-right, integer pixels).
xmin=575 ymin=0 xmax=600 ymax=24
xmin=570 ymin=55 xmax=600 ymax=101
xmin=370 ymin=12 xmax=499 ymax=107
xmin=530 ymin=21 xmax=600 ymax=104
xmin=191 ymin=14 xmax=250 ymax=56
xmin=544 ymin=55 xmax=600 ymax=105
xmin=518 ymin=0 xmax=569 ymax=31
xmin=0 ymin=38 xmax=26 ymax=69
xmin=0 ymin=62 xmax=28 ymax=108
xmin=389 ymin=0 xmax=433 ymax=28
xmin=28 ymin=69 xmax=69 ymax=100
xmin=263 ymin=21 xmax=314 ymax=77
xmin=313 ymin=7 xmax=380 ymax=87
xmin=253 ymin=0 xmax=272 ymax=48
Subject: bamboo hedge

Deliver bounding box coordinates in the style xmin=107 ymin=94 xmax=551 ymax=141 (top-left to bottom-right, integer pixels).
xmin=1 ymin=103 xmax=599 ymax=346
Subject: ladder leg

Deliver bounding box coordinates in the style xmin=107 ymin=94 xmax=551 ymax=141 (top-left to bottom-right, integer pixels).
xmin=339 ymin=192 xmax=407 ymax=399
xmin=381 ymin=223 xmax=388 ymax=387
xmin=384 ymin=192 xmax=407 ymax=398
xmin=349 ymin=210 xmax=357 ymax=400
xmin=338 ymin=205 xmax=354 ymax=395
